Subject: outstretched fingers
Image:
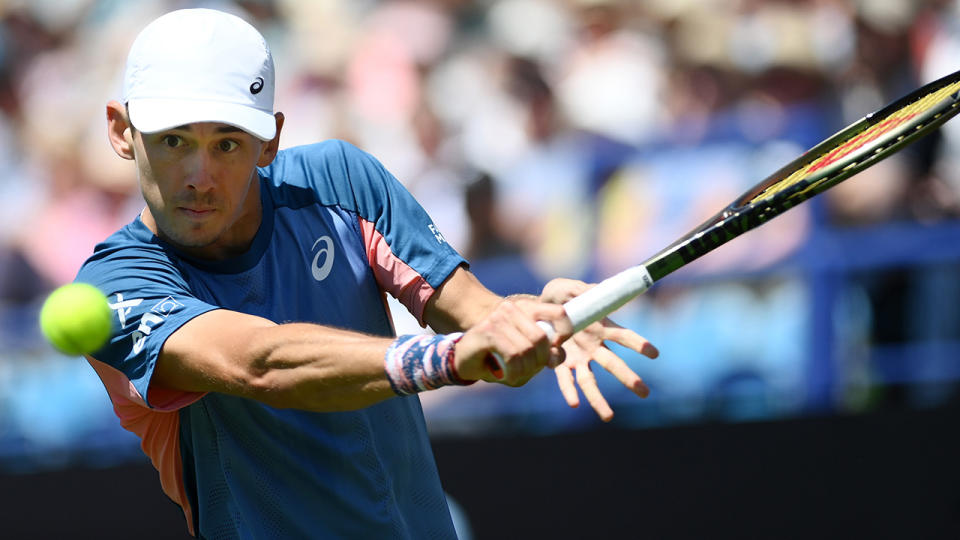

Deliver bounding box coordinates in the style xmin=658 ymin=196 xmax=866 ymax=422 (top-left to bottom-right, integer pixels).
xmin=600 ymin=319 xmax=659 ymax=359
xmin=574 ymin=362 xmax=614 ymax=422
xmin=554 ymin=363 xmax=579 ymax=408
xmin=549 ymin=318 xmax=659 ymax=420
xmin=592 ymin=346 xmax=650 ymax=398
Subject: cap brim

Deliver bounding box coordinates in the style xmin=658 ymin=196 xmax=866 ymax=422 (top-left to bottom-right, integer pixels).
xmin=127 ymin=98 xmax=276 ymax=141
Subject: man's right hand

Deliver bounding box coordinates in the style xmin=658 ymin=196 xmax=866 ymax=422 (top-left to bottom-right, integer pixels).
xmin=453 ymin=296 xmax=572 ymax=386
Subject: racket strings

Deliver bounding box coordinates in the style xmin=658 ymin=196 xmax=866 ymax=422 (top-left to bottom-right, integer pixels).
xmin=747 ymin=79 xmax=960 ymax=206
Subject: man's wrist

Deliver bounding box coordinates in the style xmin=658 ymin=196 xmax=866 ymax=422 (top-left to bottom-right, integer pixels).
xmin=384 ymin=333 xmax=475 ymax=396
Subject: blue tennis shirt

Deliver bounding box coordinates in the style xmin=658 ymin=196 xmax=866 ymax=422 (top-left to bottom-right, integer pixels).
xmin=77 ymin=140 xmax=465 ymax=538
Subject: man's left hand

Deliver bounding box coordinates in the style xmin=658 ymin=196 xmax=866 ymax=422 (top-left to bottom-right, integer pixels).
xmin=541 ymin=278 xmax=659 ymax=422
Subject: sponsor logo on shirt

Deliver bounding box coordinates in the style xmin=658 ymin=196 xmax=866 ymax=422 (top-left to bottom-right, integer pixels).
xmin=151 ymin=296 xmax=184 ymax=317
xmin=428 ymin=224 xmax=445 ymax=244
xmin=109 ymin=293 xmax=183 ymax=355
xmin=311 ymin=236 xmax=335 ymax=281
xmin=109 ymin=293 xmax=143 ymax=329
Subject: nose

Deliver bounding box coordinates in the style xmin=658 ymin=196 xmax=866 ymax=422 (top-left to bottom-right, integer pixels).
xmin=184 ymin=149 xmax=216 ymax=192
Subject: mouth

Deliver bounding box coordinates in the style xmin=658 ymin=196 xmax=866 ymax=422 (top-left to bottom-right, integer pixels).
xmin=178 ymin=207 xmax=216 ymax=219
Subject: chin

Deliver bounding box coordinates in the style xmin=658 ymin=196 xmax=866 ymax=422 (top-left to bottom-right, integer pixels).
xmin=166 ymin=227 xmax=222 ymax=250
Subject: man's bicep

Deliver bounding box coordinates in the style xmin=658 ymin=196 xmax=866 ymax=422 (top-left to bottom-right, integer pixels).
xmin=152 ymin=309 xmax=276 ymax=395
xmin=422 ymin=266 xmax=503 ymax=333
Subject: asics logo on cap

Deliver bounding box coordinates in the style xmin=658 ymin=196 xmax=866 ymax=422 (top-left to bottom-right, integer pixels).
xmin=250 ymin=77 xmax=264 ymax=94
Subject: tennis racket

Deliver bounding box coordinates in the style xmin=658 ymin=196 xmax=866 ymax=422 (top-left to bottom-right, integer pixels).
xmin=487 ymin=68 xmax=960 ymax=379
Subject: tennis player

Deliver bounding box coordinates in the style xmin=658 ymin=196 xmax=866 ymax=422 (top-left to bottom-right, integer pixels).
xmin=78 ymin=8 xmax=658 ymax=537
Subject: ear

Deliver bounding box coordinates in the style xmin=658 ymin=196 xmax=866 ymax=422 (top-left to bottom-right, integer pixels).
xmin=257 ymin=112 xmax=285 ymax=167
xmin=106 ymin=100 xmax=136 ymax=160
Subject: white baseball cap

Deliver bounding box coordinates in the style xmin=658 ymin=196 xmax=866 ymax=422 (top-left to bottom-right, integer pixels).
xmin=122 ymin=8 xmax=276 ymax=140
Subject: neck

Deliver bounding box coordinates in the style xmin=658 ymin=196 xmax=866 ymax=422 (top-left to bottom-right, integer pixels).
xmin=143 ymin=178 xmax=263 ymax=261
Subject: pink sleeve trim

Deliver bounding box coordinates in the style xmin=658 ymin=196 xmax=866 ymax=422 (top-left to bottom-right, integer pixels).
xmin=85 ymin=356 xmax=205 ymax=411
xmin=357 ymin=217 xmax=437 ymax=325
xmin=87 ymin=357 xmax=202 ymax=536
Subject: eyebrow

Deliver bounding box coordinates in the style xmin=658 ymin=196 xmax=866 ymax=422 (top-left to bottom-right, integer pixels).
xmin=168 ymin=124 xmax=244 ymax=134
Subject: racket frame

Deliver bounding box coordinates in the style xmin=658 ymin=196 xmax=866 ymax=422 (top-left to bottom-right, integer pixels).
xmin=487 ymin=70 xmax=960 ymax=378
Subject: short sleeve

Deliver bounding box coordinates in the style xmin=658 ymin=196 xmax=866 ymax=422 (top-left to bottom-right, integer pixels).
xmin=77 ymin=243 xmax=218 ymax=410
xmin=330 ymin=141 xmax=466 ymax=290
xmin=261 ymin=141 xmax=468 ymax=324
xmin=334 ymin=143 xmax=467 ymax=322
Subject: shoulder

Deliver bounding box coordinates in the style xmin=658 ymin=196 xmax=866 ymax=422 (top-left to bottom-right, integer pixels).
xmin=259 ymin=140 xmax=401 ymax=212
xmin=76 ymin=221 xmax=189 ymax=294
xmin=262 ymin=140 xmax=379 ymax=183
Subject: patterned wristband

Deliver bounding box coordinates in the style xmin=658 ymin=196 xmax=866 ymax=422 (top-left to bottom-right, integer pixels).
xmin=384 ymin=333 xmax=474 ymax=396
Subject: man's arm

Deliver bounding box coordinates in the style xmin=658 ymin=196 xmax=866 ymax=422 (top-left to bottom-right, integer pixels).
xmin=152 ymin=266 xmax=653 ymax=417
xmin=151 ymin=268 xmax=571 ymax=410
xmin=153 ymin=310 xmax=399 ymax=411
xmin=422 ymin=265 xmax=508 ymax=333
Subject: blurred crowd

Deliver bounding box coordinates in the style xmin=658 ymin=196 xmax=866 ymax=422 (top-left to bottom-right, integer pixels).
xmin=2 ymin=0 xmax=960 ymax=468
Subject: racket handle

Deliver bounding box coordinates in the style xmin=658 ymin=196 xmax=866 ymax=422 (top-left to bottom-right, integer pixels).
xmin=485 ymin=321 xmax=557 ymax=380
xmin=564 ymin=265 xmax=654 ymax=332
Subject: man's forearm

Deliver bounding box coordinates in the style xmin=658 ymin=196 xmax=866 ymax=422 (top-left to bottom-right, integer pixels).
xmin=238 ymin=323 xmax=399 ymax=411
xmin=422 ymin=266 xmax=504 ymax=333
xmin=155 ymin=311 xmax=400 ymax=412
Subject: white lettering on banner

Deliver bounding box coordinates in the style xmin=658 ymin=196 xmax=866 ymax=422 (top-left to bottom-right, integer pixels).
xmin=311 ymin=236 xmax=335 ymax=281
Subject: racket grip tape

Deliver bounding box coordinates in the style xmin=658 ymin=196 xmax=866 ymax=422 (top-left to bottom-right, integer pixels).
xmin=564 ymin=265 xmax=654 ymax=332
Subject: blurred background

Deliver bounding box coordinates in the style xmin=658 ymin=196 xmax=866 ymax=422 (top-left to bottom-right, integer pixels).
xmin=1 ymin=0 xmax=959 ymax=537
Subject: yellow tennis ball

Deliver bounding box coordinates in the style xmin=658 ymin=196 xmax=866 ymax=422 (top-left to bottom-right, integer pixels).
xmin=39 ymin=283 xmax=112 ymax=356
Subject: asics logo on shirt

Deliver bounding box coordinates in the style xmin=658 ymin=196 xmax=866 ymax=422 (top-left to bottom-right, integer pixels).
xmin=311 ymin=236 xmax=335 ymax=281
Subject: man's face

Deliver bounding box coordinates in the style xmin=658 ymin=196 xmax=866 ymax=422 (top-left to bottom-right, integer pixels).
xmin=131 ymin=123 xmax=267 ymax=258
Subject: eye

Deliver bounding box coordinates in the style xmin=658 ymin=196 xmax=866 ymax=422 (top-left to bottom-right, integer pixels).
xmin=217 ymin=139 xmax=239 ymax=152
xmin=161 ymin=135 xmax=184 ymax=148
